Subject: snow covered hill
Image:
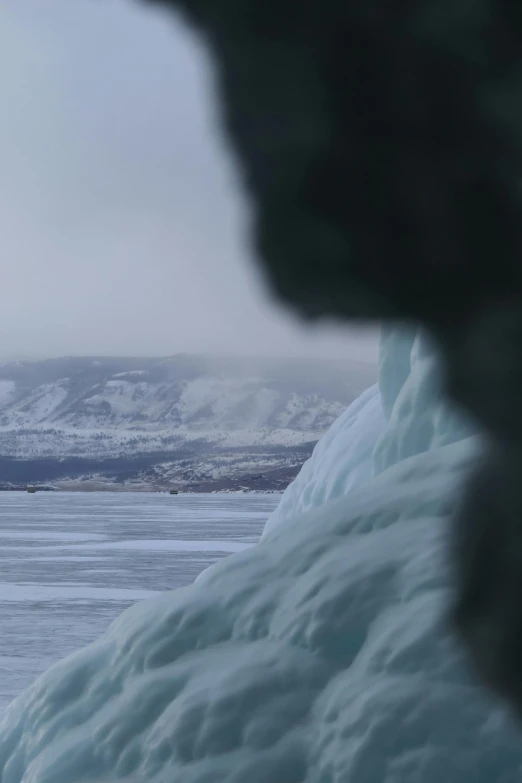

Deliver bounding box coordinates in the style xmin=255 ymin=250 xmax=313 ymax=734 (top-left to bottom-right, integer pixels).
xmin=0 ymin=355 xmax=376 ymax=489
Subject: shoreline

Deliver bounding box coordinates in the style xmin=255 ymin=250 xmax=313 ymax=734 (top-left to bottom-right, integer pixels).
xmin=0 ymin=485 xmax=283 ymax=495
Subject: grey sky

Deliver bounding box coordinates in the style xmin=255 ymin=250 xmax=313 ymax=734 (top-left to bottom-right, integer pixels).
xmin=0 ymin=0 xmax=378 ymax=362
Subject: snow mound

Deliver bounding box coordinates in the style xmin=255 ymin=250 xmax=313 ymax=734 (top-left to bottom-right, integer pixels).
xmin=1 ymin=327 xmax=520 ymax=783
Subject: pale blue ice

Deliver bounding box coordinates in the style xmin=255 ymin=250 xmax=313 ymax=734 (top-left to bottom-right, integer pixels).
xmin=0 ymin=327 xmax=520 ymax=783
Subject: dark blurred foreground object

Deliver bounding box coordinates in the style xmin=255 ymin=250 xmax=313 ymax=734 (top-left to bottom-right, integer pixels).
xmin=143 ymin=0 xmax=522 ymax=717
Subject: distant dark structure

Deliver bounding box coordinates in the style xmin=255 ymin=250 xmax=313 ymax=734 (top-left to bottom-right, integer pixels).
xmin=27 ymin=488 xmax=36 ymax=494
xmin=147 ymin=0 xmax=522 ymax=718
xmin=169 ymin=489 xmax=179 ymax=495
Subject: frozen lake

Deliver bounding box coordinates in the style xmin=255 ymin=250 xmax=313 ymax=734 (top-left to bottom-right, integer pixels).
xmin=0 ymin=491 xmax=279 ymax=716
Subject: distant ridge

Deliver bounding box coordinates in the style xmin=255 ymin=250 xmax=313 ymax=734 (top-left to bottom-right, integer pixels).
xmin=0 ymin=355 xmax=376 ymax=490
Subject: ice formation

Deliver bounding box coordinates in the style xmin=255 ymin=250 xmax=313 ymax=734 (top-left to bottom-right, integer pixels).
xmin=262 ymin=383 xmax=384 ymax=538
xmin=1 ymin=326 xmax=521 ymax=783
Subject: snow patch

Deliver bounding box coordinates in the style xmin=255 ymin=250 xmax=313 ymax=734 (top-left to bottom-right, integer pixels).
xmin=0 ymin=381 xmax=15 ymax=408
xmin=112 ymin=371 xmax=148 ymax=378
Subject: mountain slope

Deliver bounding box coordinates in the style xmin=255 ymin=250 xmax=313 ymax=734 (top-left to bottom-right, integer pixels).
xmin=0 ymin=355 xmax=376 ymax=489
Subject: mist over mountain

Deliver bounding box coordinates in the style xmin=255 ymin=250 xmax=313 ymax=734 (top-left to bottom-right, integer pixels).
xmin=0 ymin=354 xmax=376 ymax=491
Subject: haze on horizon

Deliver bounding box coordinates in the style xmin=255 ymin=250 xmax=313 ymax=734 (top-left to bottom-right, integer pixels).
xmin=0 ymin=0 xmax=379 ymax=364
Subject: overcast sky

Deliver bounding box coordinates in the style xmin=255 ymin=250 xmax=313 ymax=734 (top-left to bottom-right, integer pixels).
xmin=0 ymin=0 xmax=378 ymax=362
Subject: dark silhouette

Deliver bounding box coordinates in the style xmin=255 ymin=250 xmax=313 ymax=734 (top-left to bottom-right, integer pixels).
xmin=143 ymin=0 xmax=522 ymax=718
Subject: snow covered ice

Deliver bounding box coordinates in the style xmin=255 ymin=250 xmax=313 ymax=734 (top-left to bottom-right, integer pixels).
xmin=1 ymin=326 xmax=522 ymax=783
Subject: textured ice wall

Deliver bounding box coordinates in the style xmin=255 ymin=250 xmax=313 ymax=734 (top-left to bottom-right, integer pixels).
xmin=262 ymin=383 xmax=384 ymax=538
xmin=264 ymin=326 xmax=475 ymax=538
xmin=373 ymin=327 xmax=477 ymax=476
xmin=1 ymin=327 xmax=521 ymax=783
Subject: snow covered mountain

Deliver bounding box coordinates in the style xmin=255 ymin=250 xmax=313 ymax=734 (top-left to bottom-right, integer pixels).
xmin=0 ymin=355 xmax=376 ymax=489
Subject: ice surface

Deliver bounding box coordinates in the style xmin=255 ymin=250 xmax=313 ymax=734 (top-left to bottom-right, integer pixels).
xmin=0 ymin=584 xmax=158 ymax=603
xmin=0 ymin=493 xmax=274 ymax=722
xmin=1 ymin=326 xmax=521 ymax=782
xmin=34 ymin=539 xmax=252 ymax=553
xmin=262 ymin=383 xmax=384 ymax=538
xmin=372 ymin=327 xmax=477 ymax=476
xmin=0 ymin=532 xmax=107 ymax=542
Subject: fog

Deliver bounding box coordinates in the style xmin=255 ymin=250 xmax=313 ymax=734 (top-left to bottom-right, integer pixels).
xmin=0 ymin=0 xmax=378 ymax=363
